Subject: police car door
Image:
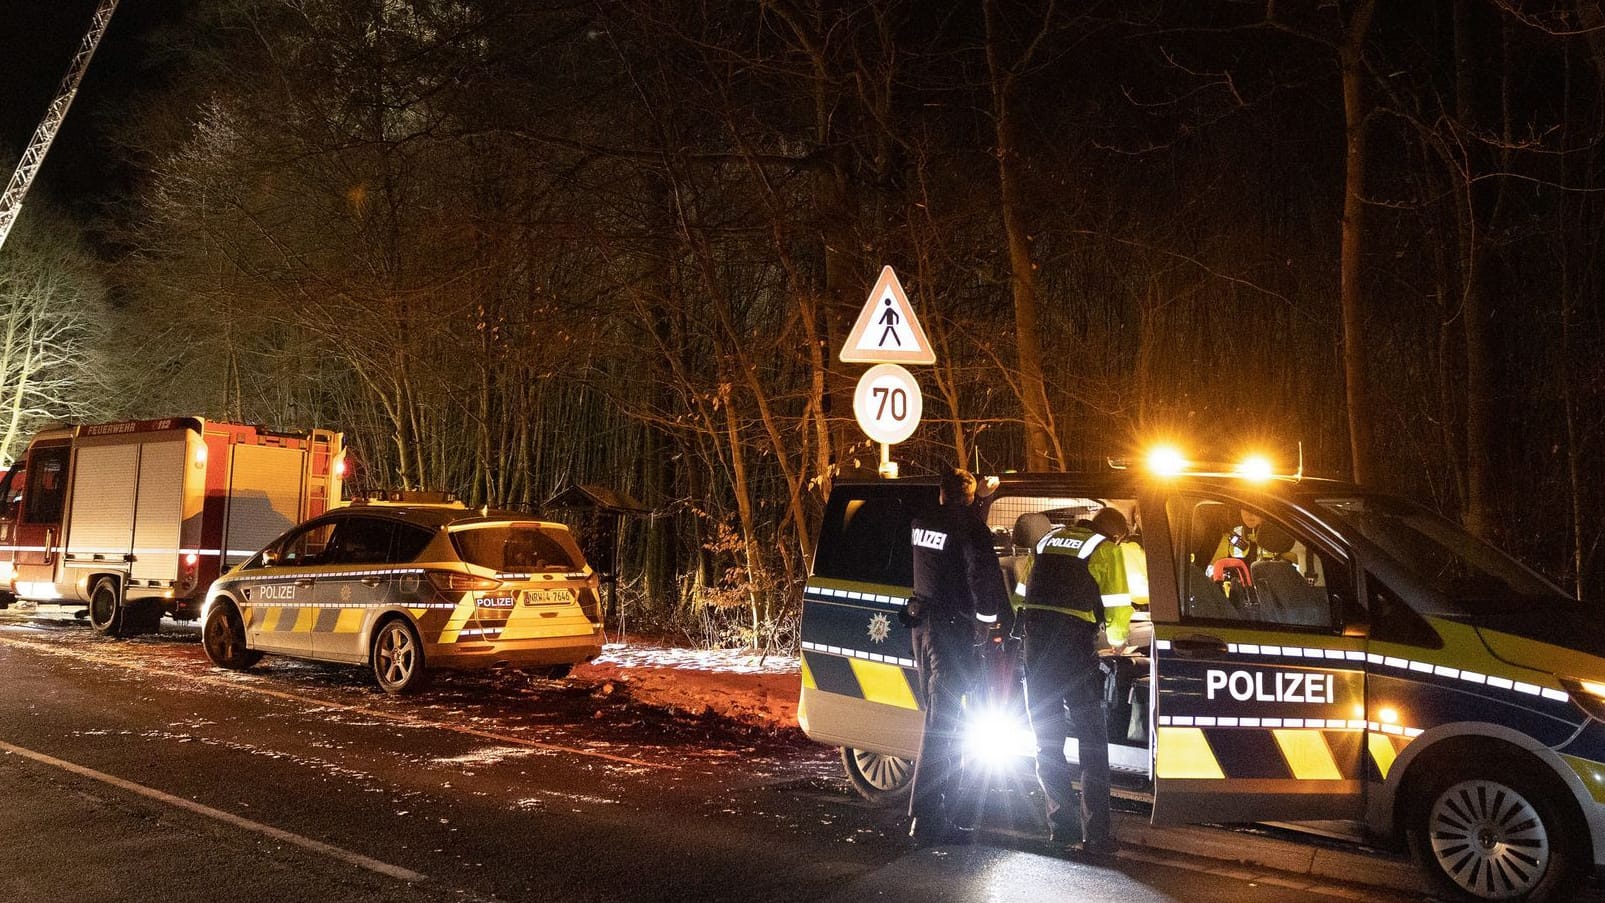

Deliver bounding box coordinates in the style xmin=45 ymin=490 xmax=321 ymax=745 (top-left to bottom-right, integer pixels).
xmin=308 ymin=516 xmax=398 ymax=663
xmin=1150 ymin=493 xmax=1367 ymax=825
xmin=245 ymin=518 xmax=332 ymax=655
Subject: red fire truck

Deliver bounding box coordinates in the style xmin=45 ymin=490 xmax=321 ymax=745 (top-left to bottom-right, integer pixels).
xmin=0 ymin=417 xmax=343 ymax=635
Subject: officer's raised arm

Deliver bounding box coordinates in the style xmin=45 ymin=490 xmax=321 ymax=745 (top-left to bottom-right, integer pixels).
xmin=964 ymin=514 xmax=1007 ymax=626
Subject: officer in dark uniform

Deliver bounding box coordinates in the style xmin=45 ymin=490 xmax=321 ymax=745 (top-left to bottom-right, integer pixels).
xmin=906 ymin=468 xmax=1006 ymax=845
xmin=1016 ymin=506 xmax=1129 ymax=856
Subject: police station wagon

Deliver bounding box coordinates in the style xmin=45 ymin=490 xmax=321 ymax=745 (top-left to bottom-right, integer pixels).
xmin=202 ymin=499 xmax=604 ymax=693
xmin=798 ymin=456 xmax=1605 ymax=902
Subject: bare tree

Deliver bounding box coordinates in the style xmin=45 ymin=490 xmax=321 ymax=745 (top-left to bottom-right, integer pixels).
xmin=0 ymin=205 xmax=113 ymax=462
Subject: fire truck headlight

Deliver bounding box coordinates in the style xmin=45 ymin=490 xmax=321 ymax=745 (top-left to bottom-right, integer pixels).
xmin=964 ymin=707 xmax=1033 ymax=768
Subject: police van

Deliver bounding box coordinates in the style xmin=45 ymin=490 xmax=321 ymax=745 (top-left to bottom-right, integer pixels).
xmin=798 ymin=454 xmax=1605 ymax=902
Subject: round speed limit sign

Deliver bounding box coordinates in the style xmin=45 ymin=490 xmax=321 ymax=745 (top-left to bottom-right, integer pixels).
xmin=852 ymin=363 xmax=923 ymax=445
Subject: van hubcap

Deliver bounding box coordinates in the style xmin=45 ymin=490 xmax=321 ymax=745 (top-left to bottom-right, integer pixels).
xmin=1429 ymin=779 xmax=1548 ymax=899
xmin=853 ymin=749 xmax=913 ymax=792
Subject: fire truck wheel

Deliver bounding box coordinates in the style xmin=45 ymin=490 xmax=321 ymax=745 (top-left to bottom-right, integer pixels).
xmin=88 ymin=579 xmax=125 ymax=637
xmin=203 ymin=603 xmax=261 ymax=670
xmin=841 ymin=746 xmax=915 ymax=805
xmin=1406 ymin=755 xmax=1583 ymax=902
xmin=371 ymin=617 xmax=431 ymax=695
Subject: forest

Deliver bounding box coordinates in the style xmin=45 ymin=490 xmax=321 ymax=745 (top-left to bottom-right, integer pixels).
xmin=1 ymin=0 xmax=1602 ymax=648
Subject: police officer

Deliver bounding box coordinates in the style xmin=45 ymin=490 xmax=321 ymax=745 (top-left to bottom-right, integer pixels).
xmin=906 ymin=468 xmax=1006 ymax=845
xmin=1015 ymin=506 xmax=1129 ymax=855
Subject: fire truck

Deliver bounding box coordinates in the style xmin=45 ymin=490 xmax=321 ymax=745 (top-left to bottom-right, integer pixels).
xmin=0 ymin=417 xmax=343 ymax=636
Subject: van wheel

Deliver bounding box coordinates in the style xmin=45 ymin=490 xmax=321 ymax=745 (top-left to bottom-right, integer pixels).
xmin=543 ymin=663 xmax=573 ymax=680
xmin=371 ymin=618 xmax=430 ymax=694
xmin=88 ymin=579 xmax=125 ymax=637
xmin=841 ymin=747 xmax=914 ymax=805
xmin=203 ymin=603 xmax=261 ymax=670
xmin=1407 ymin=763 xmax=1581 ymax=902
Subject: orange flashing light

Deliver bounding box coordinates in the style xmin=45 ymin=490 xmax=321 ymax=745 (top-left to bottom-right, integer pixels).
xmin=1146 ymin=446 xmax=1188 ymax=478
xmin=1235 ymin=454 xmax=1274 ymax=483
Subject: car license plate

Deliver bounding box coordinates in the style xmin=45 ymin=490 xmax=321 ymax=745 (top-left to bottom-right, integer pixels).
xmin=521 ymin=588 xmax=572 ymax=606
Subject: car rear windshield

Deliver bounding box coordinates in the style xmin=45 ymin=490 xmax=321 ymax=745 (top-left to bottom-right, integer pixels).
xmin=1315 ymin=495 xmax=1571 ymax=611
xmin=449 ymin=524 xmax=579 ymax=572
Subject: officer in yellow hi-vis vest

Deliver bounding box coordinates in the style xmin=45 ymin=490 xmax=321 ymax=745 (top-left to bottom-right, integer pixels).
xmin=1014 ymin=507 xmax=1130 ymax=855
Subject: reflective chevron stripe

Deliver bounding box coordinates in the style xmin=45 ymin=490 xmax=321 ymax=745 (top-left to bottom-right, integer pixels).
xmin=800 ymin=649 xmax=921 ymax=711
xmin=1155 ymin=725 xmax=1366 ymax=781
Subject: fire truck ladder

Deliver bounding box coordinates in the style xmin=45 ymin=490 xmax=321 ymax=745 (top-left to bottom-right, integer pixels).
xmin=0 ymin=0 xmax=121 ymax=253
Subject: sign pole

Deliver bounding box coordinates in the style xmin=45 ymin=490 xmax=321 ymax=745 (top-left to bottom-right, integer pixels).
xmin=878 ymin=442 xmax=898 ymax=479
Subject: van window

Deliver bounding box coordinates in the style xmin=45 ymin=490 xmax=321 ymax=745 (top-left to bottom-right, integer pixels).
xmin=23 ymin=446 xmax=69 ymax=524
xmin=1365 ymin=574 xmax=1443 ymax=648
xmin=812 ymin=487 xmax=936 ymax=587
xmin=1175 ymin=496 xmax=1347 ymax=630
xmin=1316 ymin=495 xmax=1569 ymax=612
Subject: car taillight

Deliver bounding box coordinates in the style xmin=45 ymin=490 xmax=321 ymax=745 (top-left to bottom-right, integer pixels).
xmin=427 ymin=571 xmax=502 ymax=593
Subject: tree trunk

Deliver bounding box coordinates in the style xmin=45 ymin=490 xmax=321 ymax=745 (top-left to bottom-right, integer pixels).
xmin=985 ymin=0 xmax=1059 ymax=472
xmin=1338 ymin=0 xmax=1376 ymax=485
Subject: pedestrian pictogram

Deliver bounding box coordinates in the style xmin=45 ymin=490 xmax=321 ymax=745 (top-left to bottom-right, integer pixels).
xmin=840 ymin=266 xmax=936 ymax=365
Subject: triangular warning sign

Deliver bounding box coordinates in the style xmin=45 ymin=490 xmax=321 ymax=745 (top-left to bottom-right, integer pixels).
xmin=840 ymin=266 xmax=936 ymax=365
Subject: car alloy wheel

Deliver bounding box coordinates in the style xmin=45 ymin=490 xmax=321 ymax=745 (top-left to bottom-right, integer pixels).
xmin=372 ymin=619 xmax=427 ymax=694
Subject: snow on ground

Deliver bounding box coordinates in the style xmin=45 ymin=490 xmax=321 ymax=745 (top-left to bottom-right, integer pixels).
xmin=3 ymin=607 xmax=804 ymax=734
xmin=575 ymin=642 xmax=802 ymax=732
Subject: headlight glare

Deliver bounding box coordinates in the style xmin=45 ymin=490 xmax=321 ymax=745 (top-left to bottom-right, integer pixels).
xmin=963 ymin=706 xmax=1034 ymax=768
xmin=1561 ymin=677 xmax=1605 ymax=721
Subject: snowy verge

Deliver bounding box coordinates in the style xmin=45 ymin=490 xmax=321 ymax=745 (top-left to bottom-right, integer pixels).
xmin=572 ymin=643 xmax=801 ymax=732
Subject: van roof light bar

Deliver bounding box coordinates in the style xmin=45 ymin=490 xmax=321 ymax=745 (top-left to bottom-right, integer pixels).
xmin=1108 ymin=442 xmax=1304 ymax=482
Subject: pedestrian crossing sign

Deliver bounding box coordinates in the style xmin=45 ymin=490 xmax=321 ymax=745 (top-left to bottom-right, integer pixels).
xmin=839 ymin=266 xmax=936 ymax=365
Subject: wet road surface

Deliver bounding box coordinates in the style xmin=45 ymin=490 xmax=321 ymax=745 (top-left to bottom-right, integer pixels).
xmin=0 ymin=610 xmax=1520 ymax=902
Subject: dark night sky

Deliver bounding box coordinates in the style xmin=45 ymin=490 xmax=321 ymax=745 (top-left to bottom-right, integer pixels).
xmin=1 ymin=1 xmax=186 ymax=216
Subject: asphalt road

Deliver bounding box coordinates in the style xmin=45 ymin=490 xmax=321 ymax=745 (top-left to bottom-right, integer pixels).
xmin=0 ymin=610 xmax=1503 ymax=902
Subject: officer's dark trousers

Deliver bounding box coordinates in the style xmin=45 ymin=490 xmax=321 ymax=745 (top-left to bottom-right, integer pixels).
xmin=908 ymin=617 xmax=976 ymax=825
xmin=1021 ymin=608 xmax=1111 ymax=843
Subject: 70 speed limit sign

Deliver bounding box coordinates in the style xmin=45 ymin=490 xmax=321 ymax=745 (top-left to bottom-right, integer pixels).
xmin=852 ymin=363 xmax=923 ymax=445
